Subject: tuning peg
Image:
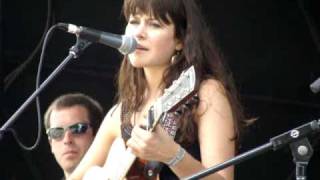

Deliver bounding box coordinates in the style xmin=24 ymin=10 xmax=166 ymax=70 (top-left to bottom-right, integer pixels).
xmin=174 ymin=109 xmax=183 ymax=116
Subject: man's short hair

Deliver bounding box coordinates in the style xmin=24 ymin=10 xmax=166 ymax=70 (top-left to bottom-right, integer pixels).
xmin=44 ymin=93 xmax=104 ymax=135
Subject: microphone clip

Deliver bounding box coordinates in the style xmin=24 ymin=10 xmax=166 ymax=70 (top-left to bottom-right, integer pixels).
xmin=69 ymin=37 xmax=92 ymax=58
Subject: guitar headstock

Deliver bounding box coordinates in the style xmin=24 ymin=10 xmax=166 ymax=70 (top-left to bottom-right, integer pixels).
xmin=147 ymin=66 xmax=197 ymax=129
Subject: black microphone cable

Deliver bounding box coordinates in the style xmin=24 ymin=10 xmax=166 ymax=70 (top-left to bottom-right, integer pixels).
xmin=1 ymin=0 xmax=54 ymax=151
xmin=4 ymin=24 xmax=61 ymax=151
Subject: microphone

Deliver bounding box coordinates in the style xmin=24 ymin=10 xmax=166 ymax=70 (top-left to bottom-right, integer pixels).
xmin=310 ymin=77 xmax=320 ymax=94
xmin=57 ymin=22 xmax=137 ymax=55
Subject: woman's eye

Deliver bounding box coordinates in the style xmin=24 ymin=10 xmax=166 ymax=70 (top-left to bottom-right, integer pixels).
xmin=129 ymin=20 xmax=139 ymax=25
xmin=149 ymin=21 xmax=161 ymax=28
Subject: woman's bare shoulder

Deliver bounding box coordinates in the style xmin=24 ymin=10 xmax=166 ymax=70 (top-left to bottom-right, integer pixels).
xmin=100 ymin=103 xmax=123 ymax=137
xmin=197 ymin=79 xmax=231 ymax=118
xmin=198 ymin=79 xmax=226 ymax=97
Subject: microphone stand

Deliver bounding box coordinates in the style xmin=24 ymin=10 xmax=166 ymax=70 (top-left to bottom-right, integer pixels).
xmin=290 ymin=138 xmax=313 ymax=180
xmin=183 ymin=120 xmax=319 ymax=180
xmin=0 ymin=37 xmax=91 ymax=140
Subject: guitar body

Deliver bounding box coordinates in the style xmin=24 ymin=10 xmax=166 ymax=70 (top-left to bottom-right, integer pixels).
xmin=105 ymin=138 xmax=153 ymax=180
xmin=83 ymin=138 xmax=126 ymax=180
xmin=104 ymin=138 xmax=127 ymax=175
xmin=84 ymin=138 xmax=154 ymax=180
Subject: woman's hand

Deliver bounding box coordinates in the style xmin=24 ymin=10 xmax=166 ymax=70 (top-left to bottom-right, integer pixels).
xmin=126 ymin=124 xmax=179 ymax=163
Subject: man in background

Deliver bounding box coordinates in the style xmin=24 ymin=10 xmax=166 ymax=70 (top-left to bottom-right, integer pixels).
xmin=44 ymin=93 xmax=103 ymax=179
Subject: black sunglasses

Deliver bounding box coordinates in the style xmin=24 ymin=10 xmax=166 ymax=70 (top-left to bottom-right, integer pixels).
xmin=46 ymin=123 xmax=91 ymax=140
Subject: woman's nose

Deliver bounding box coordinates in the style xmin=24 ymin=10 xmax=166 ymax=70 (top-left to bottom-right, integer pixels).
xmin=134 ymin=24 xmax=146 ymax=39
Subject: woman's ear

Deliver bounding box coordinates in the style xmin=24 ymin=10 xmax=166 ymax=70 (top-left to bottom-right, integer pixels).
xmin=175 ymin=39 xmax=183 ymax=51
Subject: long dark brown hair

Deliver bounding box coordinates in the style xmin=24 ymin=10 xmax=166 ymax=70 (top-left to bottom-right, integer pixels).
xmin=117 ymin=0 xmax=245 ymax=145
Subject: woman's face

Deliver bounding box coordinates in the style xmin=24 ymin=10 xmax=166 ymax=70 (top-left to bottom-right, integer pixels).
xmin=125 ymin=13 xmax=183 ymax=68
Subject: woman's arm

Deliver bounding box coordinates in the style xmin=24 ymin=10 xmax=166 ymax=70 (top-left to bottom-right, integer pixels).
xmin=167 ymin=79 xmax=235 ymax=179
xmin=68 ymin=104 xmax=122 ymax=180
